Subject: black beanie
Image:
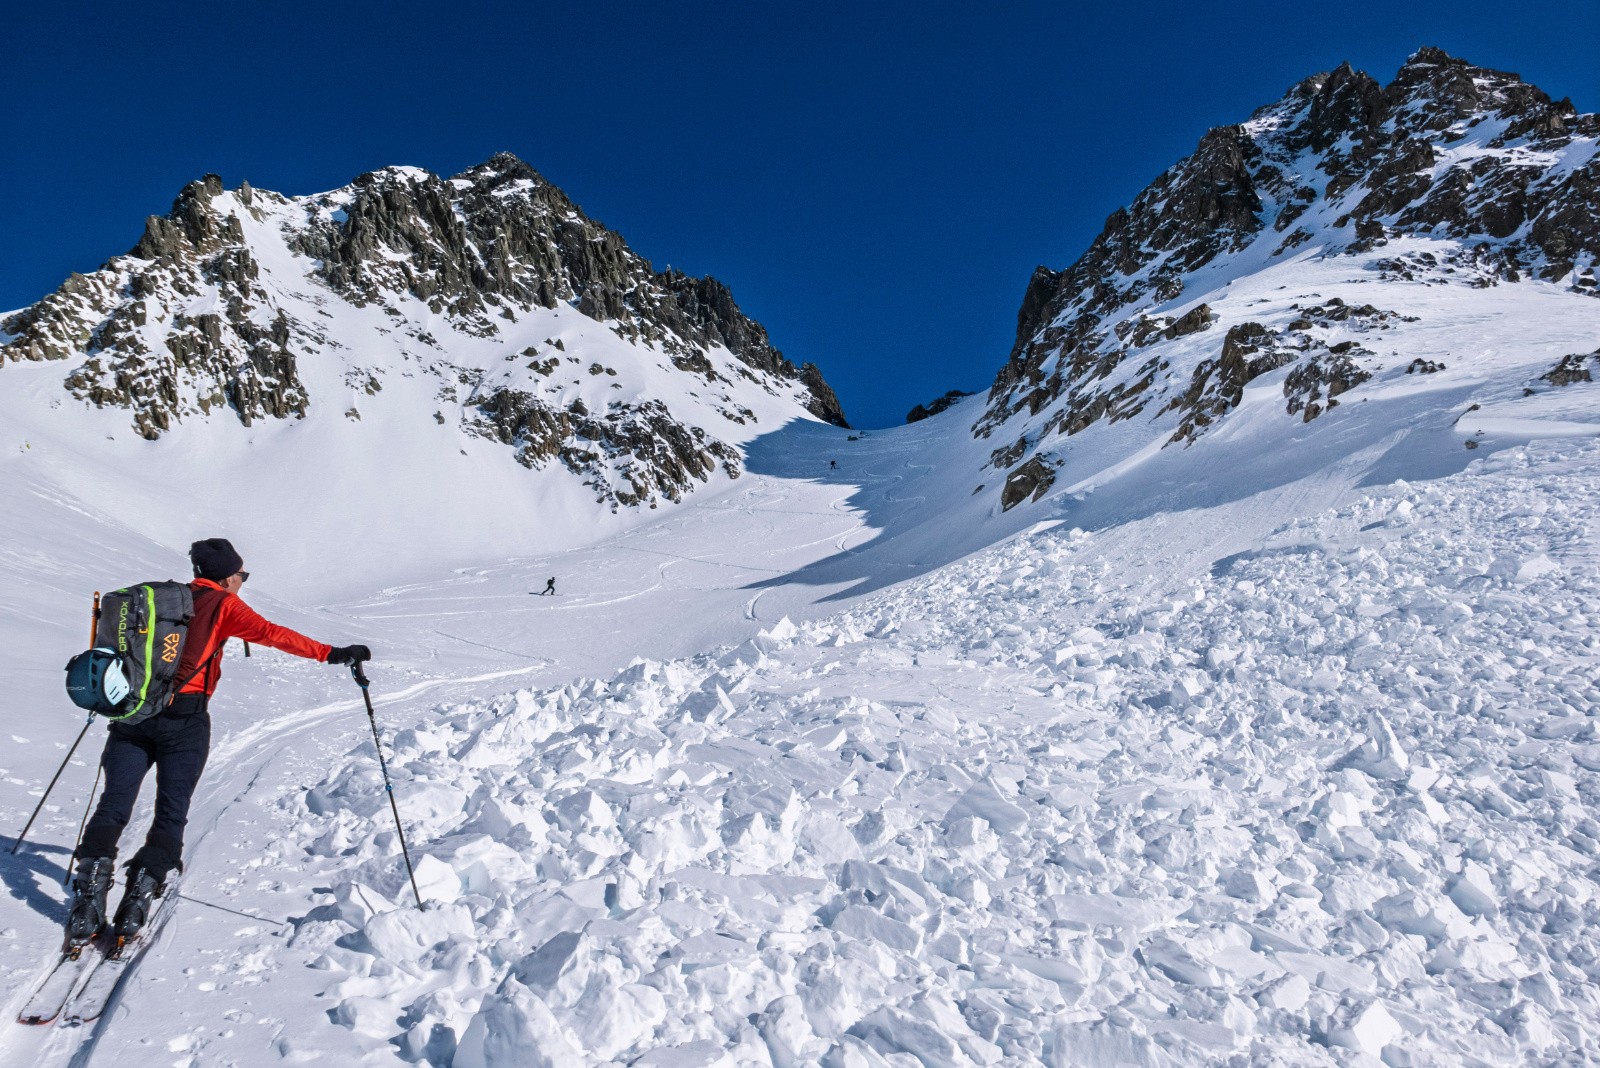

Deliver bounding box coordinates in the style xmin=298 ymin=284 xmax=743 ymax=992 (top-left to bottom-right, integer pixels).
xmin=190 ymin=538 xmax=244 ymax=582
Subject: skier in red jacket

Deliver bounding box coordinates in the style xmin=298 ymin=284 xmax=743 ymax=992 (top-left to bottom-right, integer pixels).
xmin=66 ymin=538 xmax=370 ymax=947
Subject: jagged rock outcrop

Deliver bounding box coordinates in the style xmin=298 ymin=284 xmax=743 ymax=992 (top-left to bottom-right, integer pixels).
xmin=469 ymin=391 xmax=741 ymax=508
xmin=1 ymin=176 xmax=308 ymax=439
xmin=1542 ymin=350 xmax=1599 ymax=387
xmin=1001 ymin=456 xmax=1057 ymax=512
xmin=978 ymin=47 xmax=1599 ymax=492
xmin=797 ymin=363 xmax=848 ymax=427
xmin=287 ymin=154 xmax=847 ymax=429
xmin=906 ymin=390 xmax=973 ymax=424
xmin=0 ymin=154 xmax=847 ymax=504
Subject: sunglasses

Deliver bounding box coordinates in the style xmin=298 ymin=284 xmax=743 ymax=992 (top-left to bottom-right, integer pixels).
xmin=234 ymin=571 xmax=250 ymax=584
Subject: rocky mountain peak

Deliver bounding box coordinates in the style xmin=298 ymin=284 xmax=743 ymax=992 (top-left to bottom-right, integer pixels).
xmin=131 ymin=174 xmax=233 ymax=260
xmin=1386 ymin=47 xmax=1568 ymax=140
xmin=1 ymin=155 xmax=847 ymax=508
xmin=977 ymin=48 xmax=1599 ymax=507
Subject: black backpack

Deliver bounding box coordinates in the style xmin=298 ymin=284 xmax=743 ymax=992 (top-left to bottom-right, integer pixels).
xmin=64 ymin=582 xmax=216 ymax=725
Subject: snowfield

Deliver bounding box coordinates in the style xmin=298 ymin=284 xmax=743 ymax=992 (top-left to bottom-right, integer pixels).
xmin=0 ymin=80 xmax=1597 ymax=1062
xmin=291 ymin=439 xmax=1600 ymax=1067
xmin=3 ymin=427 xmax=1595 ymax=1066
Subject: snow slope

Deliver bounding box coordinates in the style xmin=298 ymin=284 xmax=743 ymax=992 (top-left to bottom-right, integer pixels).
xmin=7 ymin=431 xmax=1599 ymax=1066
xmin=0 ymin=158 xmax=847 ymax=599
xmin=0 ymin=45 xmax=1596 ymax=1068
xmin=974 ymin=47 xmax=1599 ymax=521
xmin=306 ymin=437 xmax=1600 ymax=1067
xmin=0 ymin=369 xmax=1596 ymax=1065
xmin=2 ymin=162 xmax=1597 ymax=1068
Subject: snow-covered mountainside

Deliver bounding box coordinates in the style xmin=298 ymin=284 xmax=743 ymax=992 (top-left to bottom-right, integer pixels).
xmin=256 ymin=439 xmax=1600 ymax=1066
xmin=0 ymin=46 xmax=1598 ymax=1068
xmin=5 ymin=427 xmax=1595 ymax=1066
xmin=977 ymin=47 xmax=1598 ymax=511
xmin=0 ymin=153 xmax=846 ymax=511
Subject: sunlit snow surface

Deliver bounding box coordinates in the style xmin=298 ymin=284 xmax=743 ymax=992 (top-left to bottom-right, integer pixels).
xmin=1 ymin=424 xmax=1597 ymax=1064
xmin=0 ymin=251 xmax=1598 ymax=1064
xmin=288 ymin=438 xmax=1600 ymax=1068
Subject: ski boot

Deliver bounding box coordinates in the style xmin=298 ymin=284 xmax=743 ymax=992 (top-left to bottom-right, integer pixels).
xmin=111 ymin=867 xmax=166 ymax=946
xmin=64 ymin=856 xmax=115 ymax=956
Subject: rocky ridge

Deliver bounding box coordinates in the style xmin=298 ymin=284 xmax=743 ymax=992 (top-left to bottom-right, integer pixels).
xmin=1 ymin=155 xmax=847 ymax=508
xmin=980 ymin=48 xmax=1600 ymax=506
xmin=905 ymin=389 xmax=974 ymax=424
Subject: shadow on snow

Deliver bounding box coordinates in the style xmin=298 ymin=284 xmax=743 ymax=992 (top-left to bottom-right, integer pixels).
xmin=738 ymin=383 xmax=1496 ymax=604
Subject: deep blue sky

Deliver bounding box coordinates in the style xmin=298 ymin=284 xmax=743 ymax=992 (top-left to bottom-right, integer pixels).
xmin=3 ymin=2 xmax=1595 ymax=428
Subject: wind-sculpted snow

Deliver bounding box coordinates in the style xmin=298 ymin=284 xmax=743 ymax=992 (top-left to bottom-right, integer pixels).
xmin=282 ymin=439 xmax=1600 ymax=1065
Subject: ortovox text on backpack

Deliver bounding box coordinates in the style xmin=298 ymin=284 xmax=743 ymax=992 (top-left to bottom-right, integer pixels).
xmin=63 ymin=582 xmax=202 ymax=725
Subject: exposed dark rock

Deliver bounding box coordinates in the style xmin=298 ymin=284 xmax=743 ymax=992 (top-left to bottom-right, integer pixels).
xmin=798 ymin=363 xmax=849 ymax=427
xmin=1164 ymin=304 xmax=1217 ymax=340
xmin=1165 ymin=323 xmax=1296 ymax=444
xmin=8 ymin=176 xmax=311 ymax=438
xmin=469 ymin=390 xmax=740 ymax=508
xmin=290 ymin=154 xmax=846 ymax=424
xmin=1542 ymin=350 xmax=1599 ymax=387
xmin=131 ymin=175 xmax=237 ymax=261
xmin=0 ymin=152 xmax=848 ymax=507
xmin=906 ymin=390 xmax=973 ymax=423
xmin=989 ymin=435 xmax=1028 ymax=469
xmin=1284 ymin=351 xmax=1372 ymax=422
xmin=1009 ymin=266 xmax=1064 ymax=362
xmin=1407 ymin=358 xmax=1446 ymax=374
xmin=979 ymin=47 xmax=1599 ymax=453
xmin=1000 ymin=456 xmax=1056 ymax=511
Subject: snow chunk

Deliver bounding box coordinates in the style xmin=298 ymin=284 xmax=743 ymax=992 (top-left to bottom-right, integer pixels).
xmin=1447 ymin=861 xmax=1499 ymax=916
xmin=362 ymin=902 xmax=474 ymax=963
xmin=454 ymin=977 xmax=583 ymax=1068
xmin=761 ymin=616 xmax=799 ymax=642
xmin=411 ymin=854 xmax=464 ymax=903
xmin=943 ymin=780 xmax=1028 ymax=835
xmin=830 ymin=905 xmax=922 ymax=953
xmin=1514 ymin=553 xmax=1561 ymax=583
xmin=1257 ymin=973 xmax=1310 ymax=1012
xmin=1350 ymin=712 xmax=1410 ymax=781
xmin=1325 ymin=998 xmax=1402 ymax=1055
xmin=1224 ymin=867 xmax=1274 ymax=904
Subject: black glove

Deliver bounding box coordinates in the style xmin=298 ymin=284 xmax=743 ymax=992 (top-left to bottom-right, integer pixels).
xmin=326 ymin=645 xmax=372 ymax=666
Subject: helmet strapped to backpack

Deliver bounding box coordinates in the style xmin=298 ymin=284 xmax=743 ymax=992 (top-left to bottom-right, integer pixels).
xmin=62 ymin=581 xmax=208 ymax=725
xmin=65 ymin=648 xmax=131 ymax=714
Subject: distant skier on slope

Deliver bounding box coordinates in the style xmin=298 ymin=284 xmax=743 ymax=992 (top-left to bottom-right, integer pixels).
xmin=538 ymin=577 xmax=556 ymax=596
xmin=66 ymin=539 xmax=371 ymax=946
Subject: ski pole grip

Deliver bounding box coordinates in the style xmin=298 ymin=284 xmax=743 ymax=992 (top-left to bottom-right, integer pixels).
xmin=352 ymin=662 xmax=370 ymax=688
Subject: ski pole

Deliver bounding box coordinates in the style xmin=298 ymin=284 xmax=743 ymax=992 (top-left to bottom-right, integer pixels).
xmin=11 ymin=715 xmax=96 ymax=855
xmin=12 ymin=593 xmax=102 ymax=855
xmin=350 ymin=662 xmax=424 ymax=909
xmin=63 ymin=762 xmax=103 ymax=885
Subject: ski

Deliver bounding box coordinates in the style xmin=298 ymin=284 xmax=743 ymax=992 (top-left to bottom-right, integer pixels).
xmin=17 ymin=947 xmax=101 ymax=1025
xmin=60 ymin=878 xmax=180 ymax=1026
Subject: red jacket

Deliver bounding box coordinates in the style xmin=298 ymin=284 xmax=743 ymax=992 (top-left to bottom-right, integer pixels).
xmin=176 ymin=578 xmax=332 ymax=695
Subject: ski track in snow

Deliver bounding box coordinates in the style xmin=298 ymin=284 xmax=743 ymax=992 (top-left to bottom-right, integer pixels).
xmin=2 ymin=275 xmax=1599 ymax=1063
xmin=303 ymin=440 xmax=1596 ymax=1067
xmin=9 ymin=438 xmax=1596 ymax=1066
xmin=0 ymin=668 xmax=547 ymax=1068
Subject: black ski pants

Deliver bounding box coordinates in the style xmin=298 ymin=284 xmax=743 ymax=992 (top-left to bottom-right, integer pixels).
xmin=80 ymin=694 xmax=211 ymax=878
